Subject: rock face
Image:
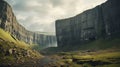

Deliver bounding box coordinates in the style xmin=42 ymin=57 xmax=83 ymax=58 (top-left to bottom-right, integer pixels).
xmin=0 ymin=0 xmax=57 ymax=48
xmin=56 ymin=0 xmax=120 ymax=47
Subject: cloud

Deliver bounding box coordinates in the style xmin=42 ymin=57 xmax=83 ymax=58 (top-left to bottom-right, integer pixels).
xmin=5 ymin=0 xmax=107 ymax=33
xmin=28 ymin=22 xmax=55 ymax=33
xmin=50 ymin=0 xmax=63 ymax=7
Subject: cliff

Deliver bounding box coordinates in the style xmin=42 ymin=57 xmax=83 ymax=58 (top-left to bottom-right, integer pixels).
xmin=0 ymin=0 xmax=56 ymax=48
xmin=56 ymin=0 xmax=120 ymax=47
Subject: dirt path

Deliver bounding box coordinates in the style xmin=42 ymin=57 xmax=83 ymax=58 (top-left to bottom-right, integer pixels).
xmin=8 ymin=56 xmax=62 ymax=67
xmin=37 ymin=56 xmax=59 ymax=67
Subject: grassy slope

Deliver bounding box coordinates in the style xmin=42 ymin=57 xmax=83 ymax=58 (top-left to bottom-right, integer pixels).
xmin=0 ymin=29 xmax=30 ymax=49
xmin=56 ymin=38 xmax=120 ymax=52
xmin=0 ymin=28 xmax=43 ymax=64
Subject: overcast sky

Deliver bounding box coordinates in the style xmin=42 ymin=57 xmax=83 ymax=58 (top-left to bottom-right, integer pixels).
xmin=5 ymin=0 xmax=107 ymax=33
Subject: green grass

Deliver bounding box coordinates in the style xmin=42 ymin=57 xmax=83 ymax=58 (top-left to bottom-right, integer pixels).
xmin=0 ymin=28 xmax=30 ymax=49
xmin=73 ymin=51 xmax=120 ymax=62
xmin=57 ymin=49 xmax=120 ymax=67
xmin=0 ymin=29 xmax=16 ymax=42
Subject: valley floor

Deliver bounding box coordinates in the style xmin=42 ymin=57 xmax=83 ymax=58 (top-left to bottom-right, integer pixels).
xmin=1 ymin=48 xmax=120 ymax=67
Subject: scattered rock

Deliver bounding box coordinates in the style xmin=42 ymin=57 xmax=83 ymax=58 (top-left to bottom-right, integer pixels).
xmin=8 ymin=49 xmax=13 ymax=55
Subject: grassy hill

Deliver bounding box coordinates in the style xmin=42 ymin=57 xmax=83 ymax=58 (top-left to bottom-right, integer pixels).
xmin=0 ymin=28 xmax=43 ymax=65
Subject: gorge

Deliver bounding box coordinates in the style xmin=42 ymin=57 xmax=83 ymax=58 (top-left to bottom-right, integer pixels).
xmin=0 ymin=0 xmax=120 ymax=67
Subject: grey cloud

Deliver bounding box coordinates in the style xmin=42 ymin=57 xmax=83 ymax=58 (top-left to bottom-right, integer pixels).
xmin=28 ymin=22 xmax=55 ymax=32
xmin=50 ymin=0 xmax=63 ymax=7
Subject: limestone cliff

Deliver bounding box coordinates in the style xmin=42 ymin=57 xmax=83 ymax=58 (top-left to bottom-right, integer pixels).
xmin=0 ymin=0 xmax=56 ymax=48
xmin=56 ymin=0 xmax=120 ymax=47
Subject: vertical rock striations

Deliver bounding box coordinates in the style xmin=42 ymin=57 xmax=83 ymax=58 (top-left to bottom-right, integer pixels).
xmin=56 ymin=0 xmax=120 ymax=47
xmin=0 ymin=0 xmax=57 ymax=48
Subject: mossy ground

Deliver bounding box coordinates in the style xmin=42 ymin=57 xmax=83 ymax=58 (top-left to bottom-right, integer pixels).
xmin=56 ymin=49 xmax=120 ymax=67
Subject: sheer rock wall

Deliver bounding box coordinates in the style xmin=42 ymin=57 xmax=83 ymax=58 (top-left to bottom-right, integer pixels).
xmin=56 ymin=0 xmax=120 ymax=47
